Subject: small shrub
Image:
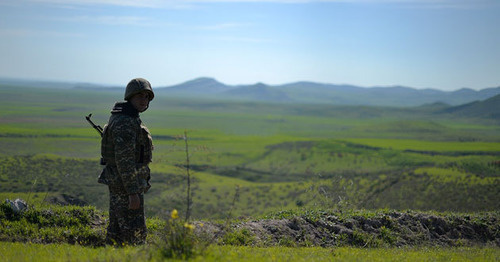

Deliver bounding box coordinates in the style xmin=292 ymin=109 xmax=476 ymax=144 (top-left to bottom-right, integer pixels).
xmin=351 ymin=230 xmax=382 ymax=247
xmin=222 ymin=227 xmax=256 ymax=246
xmin=378 ymin=226 xmax=397 ymax=245
xmin=151 ymin=209 xmax=210 ymax=260
xmin=277 ymin=235 xmax=297 ymax=247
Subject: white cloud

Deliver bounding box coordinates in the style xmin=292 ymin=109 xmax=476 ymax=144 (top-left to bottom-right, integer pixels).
xmin=0 ymin=28 xmax=84 ymax=38
xmin=55 ymin=15 xmax=159 ymax=26
xmin=30 ymin=0 xmax=164 ymax=8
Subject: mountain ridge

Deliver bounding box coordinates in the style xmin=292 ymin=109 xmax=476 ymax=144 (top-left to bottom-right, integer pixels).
xmin=156 ymin=77 xmax=500 ymax=107
xmin=1 ymin=77 xmax=499 ymax=107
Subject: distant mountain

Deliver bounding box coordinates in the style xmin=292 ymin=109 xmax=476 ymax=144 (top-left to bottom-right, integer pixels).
xmin=439 ymin=94 xmax=500 ymax=119
xmin=224 ymin=83 xmax=290 ymax=102
xmin=156 ymin=78 xmax=500 ymax=107
xmin=73 ymin=83 xmax=122 ymax=91
xmin=0 ymin=77 xmax=77 ymax=89
xmin=2 ymin=77 xmax=499 ymax=107
xmin=158 ymin=77 xmax=232 ymax=94
xmin=0 ymin=77 xmax=120 ymax=90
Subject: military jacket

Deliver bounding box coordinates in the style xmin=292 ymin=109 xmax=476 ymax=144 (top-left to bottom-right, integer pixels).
xmin=100 ymin=102 xmax=153 ymax=194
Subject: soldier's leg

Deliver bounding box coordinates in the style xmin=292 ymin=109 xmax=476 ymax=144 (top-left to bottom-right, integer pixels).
xmin=106 ymin=189 xmax=129 ymax=246
xmin=122 ymin=193 xmax=147 ymax=244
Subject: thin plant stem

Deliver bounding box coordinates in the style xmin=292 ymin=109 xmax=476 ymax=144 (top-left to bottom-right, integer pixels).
xmin=184 ymin=130 xmax=192 ymax=222
xmin=26 ymin=179 xmax=37 ymax=207
xmin=224 ymin=185 xmax=240 ymax=229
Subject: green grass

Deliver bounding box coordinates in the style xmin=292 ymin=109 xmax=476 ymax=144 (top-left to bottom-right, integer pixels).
xmin=1 ymin=138 xmax=498 ymax=219
xmin=343 ymin=138 xmax=500 ymax=152
xmin=0 ymin=200 xmax=498 ymax=260
xmin=1 ymin=85 xmax=499 ymax=140
xmin=0 ymin=242 xmax=497 ymax=261
xmin=0 ymin=192 xmax=56 ymax=207
xmin=0 ymin=203 xmax=105 ymax=245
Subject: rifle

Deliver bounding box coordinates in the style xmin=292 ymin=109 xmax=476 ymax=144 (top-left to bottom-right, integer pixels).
xmin=85 ymin=113 xmax=104 ymax=137
xmin=85 ymin=113 xmax=106 ymax=165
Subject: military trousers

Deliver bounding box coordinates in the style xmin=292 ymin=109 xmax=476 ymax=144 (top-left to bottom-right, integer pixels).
xmin=106 ymin=187 xmax=147 ymax=246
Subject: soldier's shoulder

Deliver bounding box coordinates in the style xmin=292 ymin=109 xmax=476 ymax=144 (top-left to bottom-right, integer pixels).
xmin=110 ymin=114 xmax=137 ymax=124
xmin=109 ymin=114 xmax=140 ymax=131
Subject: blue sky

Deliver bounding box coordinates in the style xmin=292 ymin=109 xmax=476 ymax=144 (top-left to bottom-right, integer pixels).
xmin=0 ymin=0 xmax=499 ymax=90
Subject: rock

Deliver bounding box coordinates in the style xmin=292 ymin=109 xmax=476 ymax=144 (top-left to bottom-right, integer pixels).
xmin=45 ymin=193 xmax=88 ymax=206
xmin=5 ymin=198 xmax=28 ymax=214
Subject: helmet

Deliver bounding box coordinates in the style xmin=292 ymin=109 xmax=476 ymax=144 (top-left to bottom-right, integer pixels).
xmin=124 ymin=78 xmax=154 ymax=101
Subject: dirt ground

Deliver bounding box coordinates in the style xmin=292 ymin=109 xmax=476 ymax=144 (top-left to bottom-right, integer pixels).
xmin=199 ymin=210 xmax=499 ymax=247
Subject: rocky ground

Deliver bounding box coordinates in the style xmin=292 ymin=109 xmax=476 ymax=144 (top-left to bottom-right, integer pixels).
xmin=199 ymin=210 xmax=499 ymax=247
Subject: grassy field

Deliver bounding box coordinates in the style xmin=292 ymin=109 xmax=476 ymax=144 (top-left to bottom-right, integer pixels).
xmin=342 ymin=138 xmax=500 ymax=152
xmin=1 ymin=202 xmax=498 ymax=261
xmin=1 ymin=242 xmax=498 ymax=262
xmin=0 ymin=84 xmax=498 ymax=259
xmin=0 ymin=85 xmax=499 ymax=217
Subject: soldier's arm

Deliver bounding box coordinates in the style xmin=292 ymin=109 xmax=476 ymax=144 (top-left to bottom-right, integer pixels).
xmin=112 ymin=117 xmax=140 ymax=195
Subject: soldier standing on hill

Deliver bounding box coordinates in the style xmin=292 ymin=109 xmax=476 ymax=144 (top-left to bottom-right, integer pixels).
xmin=99 ymin=78 xmax=154 ymax=245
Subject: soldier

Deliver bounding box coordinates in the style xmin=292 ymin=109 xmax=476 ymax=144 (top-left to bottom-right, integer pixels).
xmin=99 ymin=78 xmax=154 ymax=245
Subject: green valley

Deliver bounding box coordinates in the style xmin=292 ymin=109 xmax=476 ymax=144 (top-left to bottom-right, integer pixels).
xmin=0 ymin=82 xmax=499 ymax=261
xmin=0 ymin=83 xmax=498 ymax=219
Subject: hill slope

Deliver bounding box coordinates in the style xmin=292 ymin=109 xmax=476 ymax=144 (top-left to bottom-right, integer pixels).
xmin=439 ymin=94 xmax=500 ymax=119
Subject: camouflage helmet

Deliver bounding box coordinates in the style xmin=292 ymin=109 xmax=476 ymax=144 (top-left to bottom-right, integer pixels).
xmin=124 ymin=78 xmax=154 ymax=101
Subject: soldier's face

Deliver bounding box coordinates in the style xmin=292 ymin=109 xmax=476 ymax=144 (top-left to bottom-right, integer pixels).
xmin=130 ymin=92 xmax=151 ymax=112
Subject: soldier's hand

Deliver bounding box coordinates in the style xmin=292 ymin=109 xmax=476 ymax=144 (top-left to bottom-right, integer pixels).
xmin=128 ymin=194 xmax=140 ymax=210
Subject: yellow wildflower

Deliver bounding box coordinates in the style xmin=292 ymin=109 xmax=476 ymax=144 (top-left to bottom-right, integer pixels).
xmin=171 ymin=209 xmax=179 ymax=219
xmin=184 ymin=222 xmax=195 ymax=230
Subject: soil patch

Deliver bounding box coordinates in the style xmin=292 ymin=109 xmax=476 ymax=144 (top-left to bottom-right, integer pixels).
xmin=200 ymin=210 xmax=499 ymax=247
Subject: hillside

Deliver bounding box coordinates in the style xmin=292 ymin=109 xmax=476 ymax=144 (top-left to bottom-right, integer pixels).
xmin=0 ymin=82 xmax=498 ymax=221
xmin=439 ymin=94 xmax=500 ymax=119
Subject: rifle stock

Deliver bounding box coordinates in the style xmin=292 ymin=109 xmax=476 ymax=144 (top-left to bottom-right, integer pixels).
xmin=85 ymin=113 xmax=106 ymax=165
xmin=85 ymin=113 xmax=104 ymax=137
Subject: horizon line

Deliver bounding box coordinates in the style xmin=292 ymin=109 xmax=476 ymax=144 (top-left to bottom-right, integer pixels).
xmin=0 ymin=75 xmax=497 ymax=92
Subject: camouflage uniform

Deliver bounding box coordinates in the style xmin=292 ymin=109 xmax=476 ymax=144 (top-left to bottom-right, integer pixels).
xmin=99 ymin=79 xmax=154 ymax=246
